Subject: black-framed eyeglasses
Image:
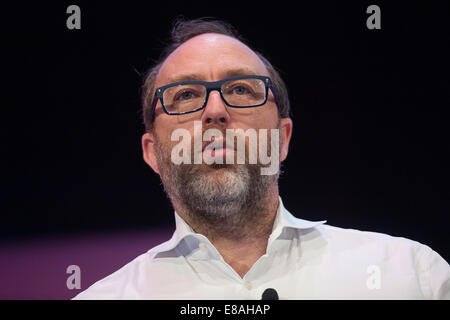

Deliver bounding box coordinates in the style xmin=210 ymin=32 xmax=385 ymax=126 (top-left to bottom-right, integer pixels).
xmin=150 ymin=75 xmax=279 ymax=122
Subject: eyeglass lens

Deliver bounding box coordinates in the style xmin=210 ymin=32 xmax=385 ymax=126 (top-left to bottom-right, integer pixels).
xmin=162 ymin=78 xmax=266 ymax=114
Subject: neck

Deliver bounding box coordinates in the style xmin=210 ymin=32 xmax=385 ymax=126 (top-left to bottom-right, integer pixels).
xmin=174 ymin=185 xmax=280 ymax=278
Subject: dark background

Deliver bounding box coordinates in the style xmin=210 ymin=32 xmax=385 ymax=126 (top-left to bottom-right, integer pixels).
xmin=2 ymin=1 xmax=449 ymax=263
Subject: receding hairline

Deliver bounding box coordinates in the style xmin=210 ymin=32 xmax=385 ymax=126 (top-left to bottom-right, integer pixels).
xmin=155 ymin=32 xmax=270 ymax=86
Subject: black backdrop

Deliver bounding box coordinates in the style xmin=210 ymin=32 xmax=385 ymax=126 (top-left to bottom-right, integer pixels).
xmin=2 ymin=2 xmax=449 ymax=261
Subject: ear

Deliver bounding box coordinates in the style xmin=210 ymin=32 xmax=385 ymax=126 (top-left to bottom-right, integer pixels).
xmin=142 ymin=132 xmax=160 ymax=174
xmin=279 ymin=118 xmax=293 ymax=162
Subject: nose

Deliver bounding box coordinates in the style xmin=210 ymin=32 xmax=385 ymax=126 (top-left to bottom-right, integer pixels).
xmin=201 ymin=90 xmax=230 ymax=127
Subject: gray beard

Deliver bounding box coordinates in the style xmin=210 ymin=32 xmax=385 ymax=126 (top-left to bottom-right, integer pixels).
xmin=154 ymin=139 xmax=279 ymax=239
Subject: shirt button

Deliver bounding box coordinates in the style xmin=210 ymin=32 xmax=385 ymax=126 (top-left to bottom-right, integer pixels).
xmin=199 ymin=242 xmax=207 ymax=252
xmin=244 ymin=280 xmax=252 ymax=290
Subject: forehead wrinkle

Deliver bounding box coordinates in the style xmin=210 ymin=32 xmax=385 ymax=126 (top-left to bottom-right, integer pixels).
xmin=166 ymin=67 xmax=264 ymax=84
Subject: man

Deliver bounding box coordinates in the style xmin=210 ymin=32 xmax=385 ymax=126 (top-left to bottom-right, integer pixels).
xmin=74 ymin=18 xmax=450 ymax=299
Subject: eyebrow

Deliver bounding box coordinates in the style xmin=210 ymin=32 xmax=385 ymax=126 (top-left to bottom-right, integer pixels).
xmin=166 ymin=67 xmax=261 ymax=84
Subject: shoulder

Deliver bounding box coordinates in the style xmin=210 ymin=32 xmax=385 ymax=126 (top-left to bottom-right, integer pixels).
xmin=318 ymin=223 xmax=420 ymax=246
xmin=72 ymin=240 xmax=176 ymax=300
xmin=315 ymin=223 xmax=435 ymax=258
xmin=314 ymin=223 xmax=450 ymax=299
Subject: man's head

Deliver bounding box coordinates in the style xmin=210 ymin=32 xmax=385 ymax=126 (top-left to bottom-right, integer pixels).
xmin=141 ymin=18 xmax=293 ymax=238
xmin=142 ymin=18 xmax=291 ymax=131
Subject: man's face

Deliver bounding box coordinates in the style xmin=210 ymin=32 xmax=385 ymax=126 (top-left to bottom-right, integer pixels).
xmin=142 ymin=33 xmax=292 ymax=233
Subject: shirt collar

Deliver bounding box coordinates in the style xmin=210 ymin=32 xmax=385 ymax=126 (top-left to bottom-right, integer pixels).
xmin=272 ymin=197 xmax=327 ymax=232
xmin=149 ymin=197 xmax=327 ymax=255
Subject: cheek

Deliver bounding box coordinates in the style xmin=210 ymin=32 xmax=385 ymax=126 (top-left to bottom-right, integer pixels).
xmin=252 ymin=105 xmax=279 ymax=129
xmin=154 ymin=118 xmax=180 ymax=141
xmin=154 ymin=119 xmax=197 ymax=153
xmin=155 ymin=112 xmax=202 ymax=138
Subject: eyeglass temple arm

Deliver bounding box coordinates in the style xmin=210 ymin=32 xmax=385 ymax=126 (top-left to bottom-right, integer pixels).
xmin=149 ymin=91 xmax=159 ymax=123
xmin=269 ymin=83 xmax=281 ymax=109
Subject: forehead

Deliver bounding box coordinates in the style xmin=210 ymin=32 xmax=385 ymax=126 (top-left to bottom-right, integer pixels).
xmin=156 ymin=33 xmax=269 ymax=86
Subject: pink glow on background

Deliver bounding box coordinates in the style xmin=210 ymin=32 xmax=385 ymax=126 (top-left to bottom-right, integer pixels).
xmin=0 ymin=228 xmax=173 ymax=299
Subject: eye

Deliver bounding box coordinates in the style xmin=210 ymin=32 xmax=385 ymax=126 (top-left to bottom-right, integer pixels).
xmin=232 ymin=86 xmax=248 ymax=95
xmin=175 ymin=90 xmax=195 ymax=101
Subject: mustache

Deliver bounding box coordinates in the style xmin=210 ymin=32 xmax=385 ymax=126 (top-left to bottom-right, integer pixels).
xmin=196 ymin=126 xmax=250 ymax=153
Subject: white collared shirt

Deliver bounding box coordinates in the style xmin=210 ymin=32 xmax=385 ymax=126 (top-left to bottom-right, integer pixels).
xmin=74 ymin=198 xmax=450 ymax=299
